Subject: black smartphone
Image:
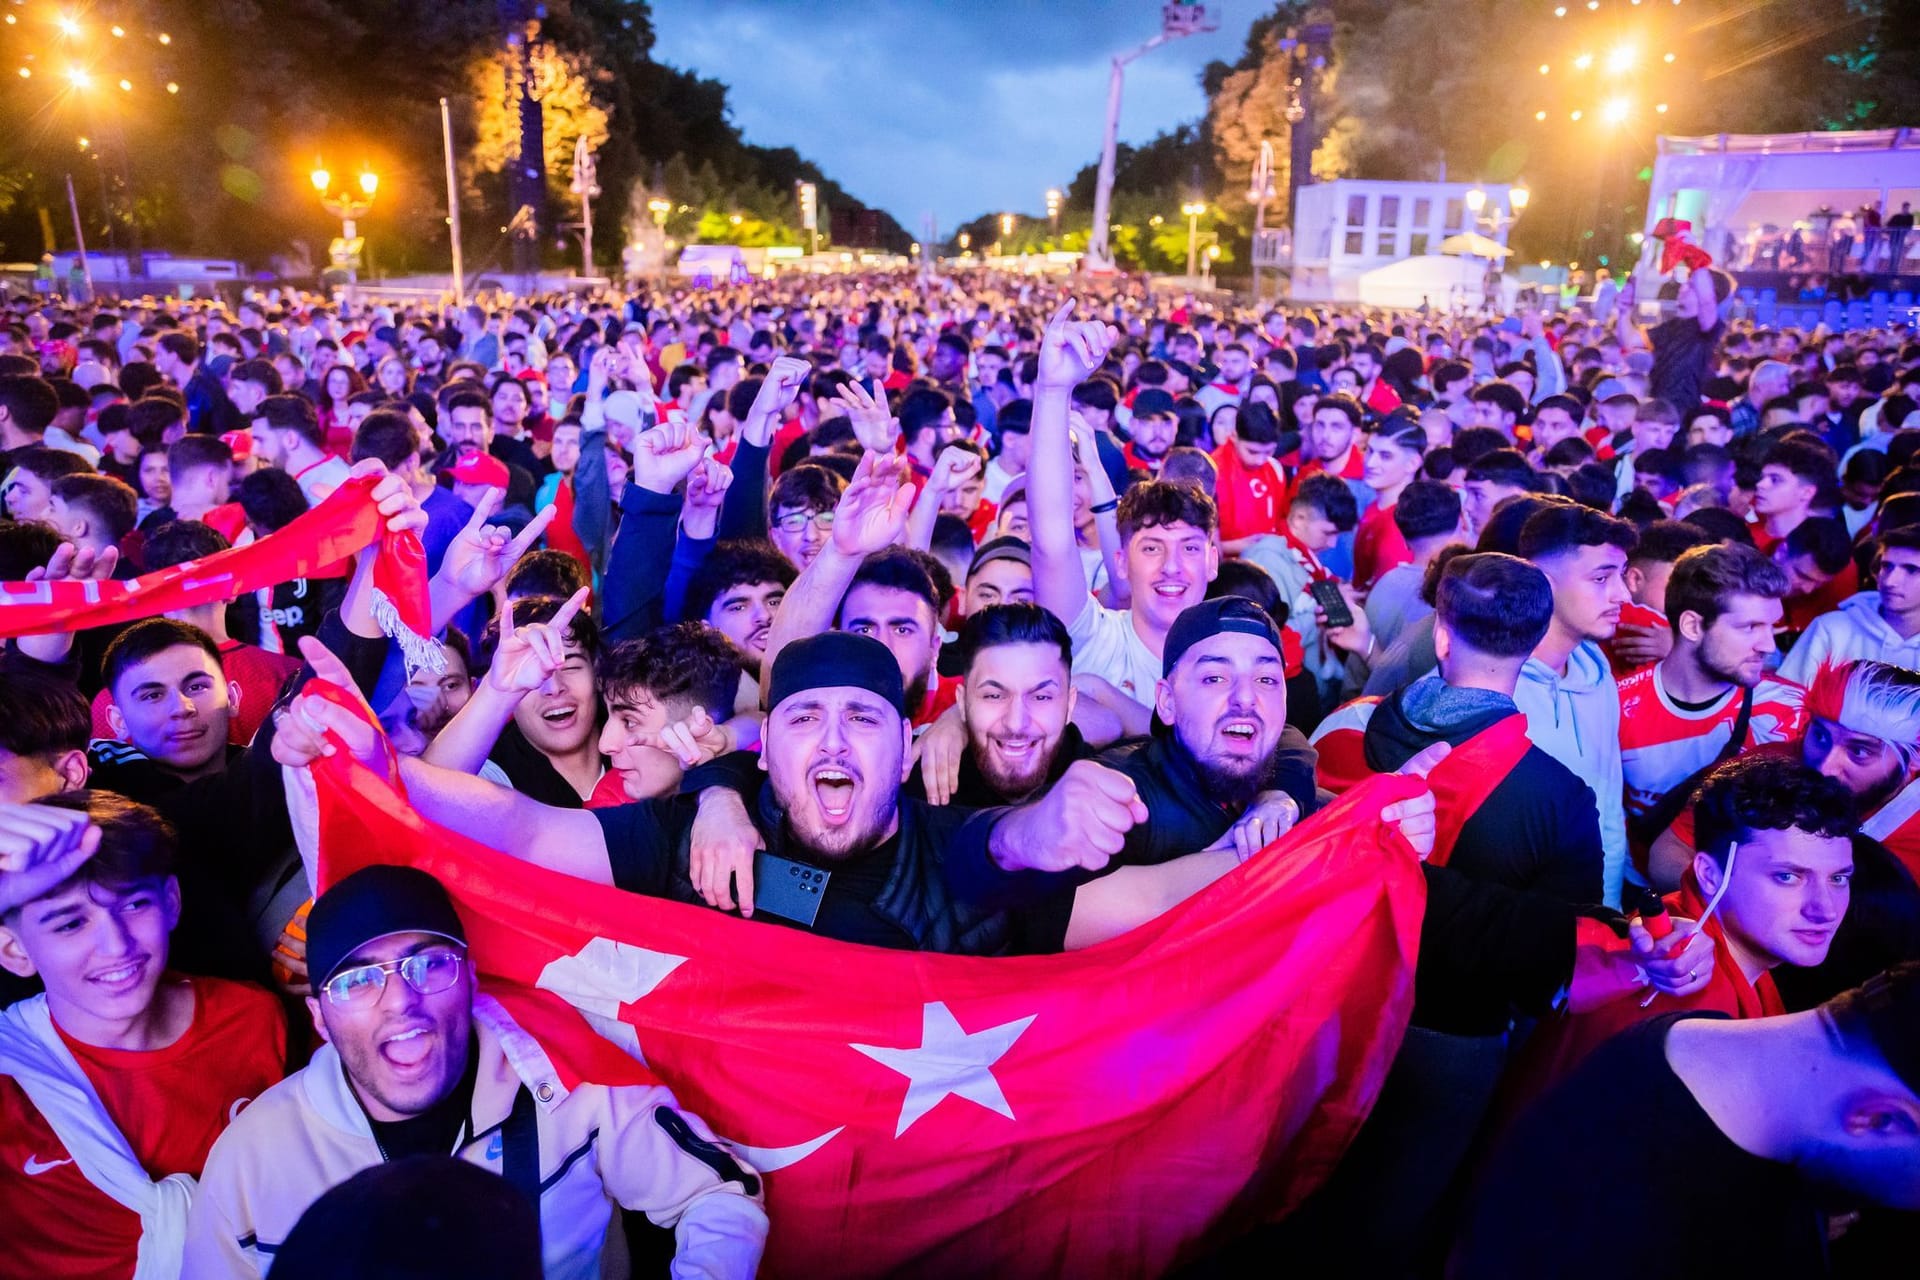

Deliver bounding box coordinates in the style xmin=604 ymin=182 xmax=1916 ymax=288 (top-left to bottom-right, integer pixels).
xmin=1309 ymin=578 xmax=1354 ymax=630
xmin=747 ymin=849 xmax=830 ymax=928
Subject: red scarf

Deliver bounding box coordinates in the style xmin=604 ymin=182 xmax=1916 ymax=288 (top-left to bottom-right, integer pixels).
xmin=0 ymin=474 xmax=436 ymax=668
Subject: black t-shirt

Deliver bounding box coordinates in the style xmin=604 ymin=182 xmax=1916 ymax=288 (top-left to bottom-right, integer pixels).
xmin=1452 ymin=1013 xmax=1829 ymax=1278
xmin=590 ymin=797 xmax=1074 ymax=954
xmin=364 ymin=1043 xmax=481 ymax=1161
xmin=1649 ymin=316 xmax=1724 ymax=415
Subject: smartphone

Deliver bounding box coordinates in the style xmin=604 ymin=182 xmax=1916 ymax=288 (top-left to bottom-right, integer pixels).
xmin=1309 ymin=578 xmax=1354 ymax=630
xmin=747 ymin=850 xmax=830 ymax=928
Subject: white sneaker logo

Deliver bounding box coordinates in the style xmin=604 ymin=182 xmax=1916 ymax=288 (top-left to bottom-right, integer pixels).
xmin=24 ymin=1154 xmax=73 ymax=1176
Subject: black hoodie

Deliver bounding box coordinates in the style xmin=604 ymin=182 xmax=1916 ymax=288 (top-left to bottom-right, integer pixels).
xmin=1364 ymin=677 xmax=1606 ymax=1035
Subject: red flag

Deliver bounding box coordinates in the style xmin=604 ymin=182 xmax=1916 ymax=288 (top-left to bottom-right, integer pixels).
xmin=0 ymin=474 xmax=433 ymax=663
xmin=308 ymin=684 xmax=1427 ymax=1278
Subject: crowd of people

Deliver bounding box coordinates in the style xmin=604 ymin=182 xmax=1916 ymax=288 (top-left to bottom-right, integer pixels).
xmin=1 ymin=258 xmax=1919 ymax=1278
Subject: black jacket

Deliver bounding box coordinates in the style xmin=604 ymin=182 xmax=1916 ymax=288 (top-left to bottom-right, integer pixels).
xmin=904 ymin=724 xmax=1093 ymax=810
xmin=593 ymin=753 xmax=1070 ymax=956
xmin=1094 ymin=725 xmax=1322 ymax=869
xmin=1363 ymin=682 xmax=1606 ymax=1036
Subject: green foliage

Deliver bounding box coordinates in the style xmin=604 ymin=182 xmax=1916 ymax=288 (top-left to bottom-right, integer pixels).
xmin=0 ymin=0 xmax=897 ymax=273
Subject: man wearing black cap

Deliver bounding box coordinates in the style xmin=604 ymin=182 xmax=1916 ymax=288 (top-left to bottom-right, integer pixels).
xmin=185 ymin=864 xmax=768 ymax=1279
xmin=1452 ymin=964 xmax=1920 ymax=1278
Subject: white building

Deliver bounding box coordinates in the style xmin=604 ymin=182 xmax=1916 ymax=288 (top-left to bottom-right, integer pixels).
xmin=1289 ymin=179 xmax=1520 ymax=303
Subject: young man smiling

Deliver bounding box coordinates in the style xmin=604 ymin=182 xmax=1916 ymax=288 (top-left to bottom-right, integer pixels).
xmin=0 ymin=793 xmax=286 ymax=1280
xmin=1031 ymin=301 xmax=1220 ymax=721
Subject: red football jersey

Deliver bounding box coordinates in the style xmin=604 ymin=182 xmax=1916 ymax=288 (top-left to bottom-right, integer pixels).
xmin=1618 ymin=665 xmax=1806 ymax=821
xmin=0 ymin=977 xmax=286 ymax=1280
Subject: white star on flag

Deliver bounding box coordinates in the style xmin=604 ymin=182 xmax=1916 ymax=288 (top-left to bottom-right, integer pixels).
xmin=850 ymin=1000 xmax=1036 ymax=1137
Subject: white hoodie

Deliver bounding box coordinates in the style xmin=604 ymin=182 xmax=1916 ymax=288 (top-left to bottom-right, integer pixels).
xmin=1513 ymin=640 xmax=1628 ymax=907
xmin=1779 ymin=592 xmax=1920 ymax=686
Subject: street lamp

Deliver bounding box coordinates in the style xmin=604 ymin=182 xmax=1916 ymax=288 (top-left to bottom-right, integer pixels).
xmin=1464 ymin=187 xmax=1487 ymax=215
xmin=1046 ymin=188 xmax=1063 ymax=236
xmin=311 ymin=162 xmax=379 ymax=282
xmin=957 ymin=231 xmax=971 ymax=253
xmin=647 ymin=197 xmax=671 ymax=227
xmin=1181 ymin=200 xmax=1207 ymax=280
xmin=1000 ymin=212 xmax=1014 ymax=238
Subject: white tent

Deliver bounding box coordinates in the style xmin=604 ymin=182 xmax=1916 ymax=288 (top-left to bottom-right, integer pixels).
xmin=1355 ymin=254 xmax=1500 ymax=310
xmin=1644 ymin=130 xmax=1920 ymax=274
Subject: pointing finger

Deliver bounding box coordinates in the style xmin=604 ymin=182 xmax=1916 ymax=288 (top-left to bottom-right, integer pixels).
xmin=551 ymin=585 xmax=592 ymax=635
xmin=505 ymin=505 xmax=558 ymax=558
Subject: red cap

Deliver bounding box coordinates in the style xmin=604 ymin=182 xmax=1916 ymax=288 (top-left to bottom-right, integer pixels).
xmin=220 ymin=430 xmax=254 ymax=459
xmin=448 ymin=451 xmax=509 ymax=488
xmin=515 ymin=368 xmax=548 ymax=385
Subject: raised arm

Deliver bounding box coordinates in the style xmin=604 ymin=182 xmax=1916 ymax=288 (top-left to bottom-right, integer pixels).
xmin=1030 ymin=299 xmax=1120 ymax=624
xmin=422 ymin=588 xmax=589 ymax=775
xmin=717 ymin=356 xmax=809 ymax=541
xmin=428 ymin=488 xmax=557 ymax=635
xmin=759 ymin=450 xmax=915 ymax=688
xmin=905 ymin=446 xmax=980 ymax=551
xmin=1613 ymin=276 xmax=1647 ymax=353
xmin=1687 ymin=262 xmax=1721 ymax=332
xmin=601 ymin=422 xmax=708 ymax=643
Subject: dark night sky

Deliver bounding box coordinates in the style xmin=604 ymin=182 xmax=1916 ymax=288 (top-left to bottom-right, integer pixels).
xmin=649 ymin=0 xmax=1245 ymax=235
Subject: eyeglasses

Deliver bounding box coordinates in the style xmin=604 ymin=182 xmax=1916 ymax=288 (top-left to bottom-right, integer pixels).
xmin=323 ymin=947 xmax=466 ymax=1008
xmin=772 ymin=509 xmax=836 ymax=534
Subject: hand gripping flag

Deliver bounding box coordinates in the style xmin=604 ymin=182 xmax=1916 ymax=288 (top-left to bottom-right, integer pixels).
xmin=304 ymin=681 xmax=1429 ymax=1279
xmin=0 ymin=474 xmax=439 ymax=670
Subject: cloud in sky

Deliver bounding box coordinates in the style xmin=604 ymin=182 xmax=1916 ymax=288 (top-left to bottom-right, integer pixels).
xmin=647 ymin=0 xmax=1247 ymax=234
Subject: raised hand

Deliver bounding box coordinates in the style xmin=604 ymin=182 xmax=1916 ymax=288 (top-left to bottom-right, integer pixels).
xmin=484 ymin=587 xmax=590 ymax=697
xmin=630 ymin=420 xmax=708 ymax=495
xmin=830 ymin=450 xmax=917 ymax=557
xmin=750 ymin=355 xmax=812 ymax=422
xmin=439 ymin=488 xmax=558 ymax=600
xmin=0 ymin=803 xmax=102 ymax=916
xmin=271 ymin=636 xmax=385 ymax=771
xmin=658 ymin=705 xmax=732 ymax=769
xmin=835 ymin=379 xmax=901 ymax=453
xmin=349 ymin=458 xmax=428 ymax=539
xmin=1036 ymin=297 xmax=1120 ymax=391
xmin=26 ymin=540 xmax=119 ymax=585
xmin=928 ymin=444 xmax=983 ymax=498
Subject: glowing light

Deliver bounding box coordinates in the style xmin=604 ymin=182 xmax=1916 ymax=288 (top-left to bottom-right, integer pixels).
xmin=111 ymin=25 xmax=124 ymax=37
xmin=1606 ymin=44 xmax=1636 ymax=74
xmin=65 ymin=67 xmax=89 ymax=88
xmin=157 ymin=32 xmax=170 ymax=44
xmin=1655 ymin=102 xmax=1669 ymax=113
xmin=1000 ymin=213 xmax=1015 ymax=236
xmin=1510 ymin=185 xmax=1531 ymax=211
xmin=358 ymin=171 xmax=378 ymax=196
xmin=1587 ymin=0 xmax=1599 ymax=8
xmin=1465 ymin=187 xmax=1487 ymax=212
xmin=4 ymin=15 xmax=15 ymax=25
xmin=729 ymin=213 xmax=743 ymax=225
xmin=1571 ymin=109 xmax=1584 ymax=121
xmin=1535 ymin=110 xmax=1548 ymax=121
xmin=117 ymin=78 xmax=131 ymax=91
xmin=77 ymin=136 xmax=88 ymax=149
xmin=165 ymin=81 xmax=178 ymax=94
xmin=310 ymin=168 xmax=332 ymax=193
xmin=1539 ymin=63 xmax=1550 ymax=74
xmin=1573 ymin=53 xmax=1593 ymax=70
xmin=56 ymin=14 xmax=79 ymax=37
xmin=1664 ymin=51 xmax=1676 ymax=63
xmin=1554 ymin=5 xmax=1566 ymax=13
xmin=1602 ymin=96 xmax=1631 ymax=124
xmin=1540 ymin=259 xmax=1552 ymax=268
xmin=16 ymin=67 xmax=28 ymax=78
xmin=1630 ymin=231 xmax=1646 ymax=243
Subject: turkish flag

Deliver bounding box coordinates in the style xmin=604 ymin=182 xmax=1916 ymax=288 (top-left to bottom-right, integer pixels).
xmin=309 ymin=683 xmax=1427 ymax=1278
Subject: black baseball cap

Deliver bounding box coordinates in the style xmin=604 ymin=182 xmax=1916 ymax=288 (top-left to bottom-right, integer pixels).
xmin=766 ymin=631 xmax=906 ymax=718
xmin=307 ymin=865 xmax=468 ymax=988
xmin=1162 ymin=597 xmax=1283 ymax=677
xmin=1132 ymin=388 xmax=1177 ymax=419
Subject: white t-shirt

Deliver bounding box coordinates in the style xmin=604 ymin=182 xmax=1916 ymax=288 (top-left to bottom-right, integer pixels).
xmin=292 ymin=455 xmax=353 ymax=507
xmin=1065 ymin=597 xmax=1161 ymax=709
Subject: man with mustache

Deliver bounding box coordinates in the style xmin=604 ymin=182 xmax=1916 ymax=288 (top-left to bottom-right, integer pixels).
xmin=909 ymin=604 xmax=1094 ymax=809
